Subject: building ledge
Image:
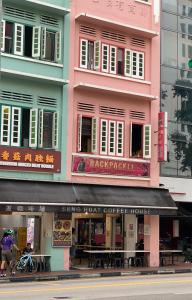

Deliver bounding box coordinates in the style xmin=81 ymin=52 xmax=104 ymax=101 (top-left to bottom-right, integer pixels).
xmin=1 ymin=68 xmax=69 ymax=85
xmin=75 ymin=13 xmax=159 ymax=38
xmin=74 ymin=82 xmax=157 ymax=101
xmin=7 ymin=0 xmax=70 ymax=15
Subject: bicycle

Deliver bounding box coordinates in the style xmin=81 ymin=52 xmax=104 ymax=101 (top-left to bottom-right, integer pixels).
xmin=15 ymin=253 xmax=38 ymax=273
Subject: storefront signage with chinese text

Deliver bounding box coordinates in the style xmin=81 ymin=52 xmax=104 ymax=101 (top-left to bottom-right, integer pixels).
xmin=0 ymin=146 xmax=61 ymax=173
xmin=72 ymin=155 xmax=150 ymax=177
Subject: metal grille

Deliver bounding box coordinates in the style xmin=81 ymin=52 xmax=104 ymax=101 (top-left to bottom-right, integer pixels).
xmin=0 ymin=90 xmax=33 ymax=104
xmin=100 ymin=105 xmax=125 ymax=117
xmin=4 ymin=6 xmax=35 ymax=21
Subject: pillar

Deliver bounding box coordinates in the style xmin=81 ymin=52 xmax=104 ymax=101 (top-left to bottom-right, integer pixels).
xmin=124 ymin=214 xmax=137 ymax=258
xmin=144 ymin=215 xmax=159 ymax=267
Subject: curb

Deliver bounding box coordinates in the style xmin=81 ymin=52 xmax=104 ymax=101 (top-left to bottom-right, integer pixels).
xmin=2 ymin=268 xmax=192 ymax=283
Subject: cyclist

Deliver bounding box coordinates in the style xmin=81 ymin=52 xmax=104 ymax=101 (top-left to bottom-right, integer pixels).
xmin=0 ymin=229 xmax=20 ymax=277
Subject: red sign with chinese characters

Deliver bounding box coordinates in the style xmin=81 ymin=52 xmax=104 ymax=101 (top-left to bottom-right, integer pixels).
xmin=0 ymin=146 xmax=61 ymax=173
xmin=72 ymin=155 xmax=150 ymax=177
xmin=158 ymin=112 xmax=168 ymax=162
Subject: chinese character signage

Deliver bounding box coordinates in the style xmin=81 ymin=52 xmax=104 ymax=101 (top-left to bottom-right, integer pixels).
xmin=158 ymin=112 xmax=168 ymax=162
xmin=72 ymin=155 xmax=150 ymax=177
xmin=0 ymin=146 xmax=61 ymax=173
xmin=52 ymin=213 xmax=72 ymax=247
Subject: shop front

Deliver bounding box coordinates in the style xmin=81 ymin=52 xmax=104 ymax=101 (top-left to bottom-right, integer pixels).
xmin=0 ymin=179 xmax=177 ymax=270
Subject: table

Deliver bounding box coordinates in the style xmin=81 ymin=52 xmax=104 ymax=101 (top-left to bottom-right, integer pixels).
xmin=84 ymin=250 xmax=150 ymax=268
xmin=31 ymin=254 xmax=51 ymax=272
xmin=159 ymin=250 xmax=183 ymax=266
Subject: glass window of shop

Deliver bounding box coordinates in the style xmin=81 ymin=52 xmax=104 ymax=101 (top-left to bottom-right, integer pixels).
xmin=74 ymin=214 xmax=123 ymax=249
xmin=161 ymin=0 xmax=192 ymax=178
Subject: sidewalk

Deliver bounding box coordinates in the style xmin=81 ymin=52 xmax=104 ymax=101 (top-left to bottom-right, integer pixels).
xmin=1 ymin=263 xmax=192 ymax=283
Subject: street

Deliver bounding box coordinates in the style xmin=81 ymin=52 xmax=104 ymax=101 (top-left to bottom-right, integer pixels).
xmin=1 ymin=273 xmax=192 ymax=300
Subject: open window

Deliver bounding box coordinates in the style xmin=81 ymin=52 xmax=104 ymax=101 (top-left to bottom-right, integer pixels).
xmin=80 ymin=39 xmax=100 ymax=70
xmin=4 ymin=21 xmax=14 ymax=54
xmin=130 ymin=123 xmax=151 ymax=158
xmin=77 ymin=115 xmax=97 ymax=153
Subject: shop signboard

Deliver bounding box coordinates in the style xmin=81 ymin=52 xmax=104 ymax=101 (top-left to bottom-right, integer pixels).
xmin=158 ymin=112 xmax=168 ymax=162
xmin=0 ymin=204 xmax=177 ymax=216
xmin=72 ymin=155 xmax=150 ymax=177
xmin=0 ymin=146 xmax=61 ymax=173
xmin=52 ymin=213 xmax=72 ymax=247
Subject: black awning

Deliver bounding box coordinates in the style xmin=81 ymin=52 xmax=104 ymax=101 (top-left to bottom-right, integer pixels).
xmin=176 ymin=202 xmax=192 ymax=217
xmin=0 ymin=179 xmax=177 ymax=215
xmin=72 ymin=184 xmax=177 ymax=215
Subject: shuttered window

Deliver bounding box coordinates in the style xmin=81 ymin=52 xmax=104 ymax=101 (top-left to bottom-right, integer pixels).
xmin=0 ymin=20 xmax=5 ymax=52
xmin=11 ymin=107 xmax=21 ymax=146
xmin=14 ymin=23 xmax=24 ymax=56
xmin=1 ymin=106 xmax=11 ymax=146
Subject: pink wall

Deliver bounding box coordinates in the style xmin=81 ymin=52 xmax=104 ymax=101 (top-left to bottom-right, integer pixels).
xmin=67 ymin=0 xmax=160 ymax=188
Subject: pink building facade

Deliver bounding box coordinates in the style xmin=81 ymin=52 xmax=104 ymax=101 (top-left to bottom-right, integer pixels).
xmin=66 ymin=0 xmax=176 ymax=269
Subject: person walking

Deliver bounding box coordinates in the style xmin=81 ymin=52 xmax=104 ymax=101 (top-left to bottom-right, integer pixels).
xmin=0 ymin=229 xmax=20 ymax=277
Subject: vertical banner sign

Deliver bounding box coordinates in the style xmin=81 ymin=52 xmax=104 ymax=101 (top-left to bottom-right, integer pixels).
xmin=158 ymin=112 xmax=168 ymax=162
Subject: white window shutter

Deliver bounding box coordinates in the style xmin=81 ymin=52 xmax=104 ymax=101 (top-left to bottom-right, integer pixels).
xmin=11 ymin=107 xmax=21 ymax=146
xmin=108 ymin=120 xmax=116 ymax=155
xmin=132 ymin=51 xmax=137 ymax=77
xmin=77 ymin=115 xmax=82 ymax=152
xmin=53 ymin=112 xmax=59 ymax=149
xmin=29 ymin=109 xmax=38 ymax=148
xmin=0 ymin=20 xmax=5 ymax=52
xmin=138 ymin=52 xmax=144 ymax=79
xmin=55 ymin=31 xmax=61 ymax=62
xmin=94 ymin=40 xmax=100 ymax=70
xmin=110 ymin=46 xmax=117 ymax=74
xmin=41 ymin=27 xmax=46 ymax=59
xmin=91 ymin=117 xmax=97 ymax=153
xmin=1 ymin=106 xmax=11 ymax=146
xmin=38 ymin=109 xmax=44 ymax=148
xmin=100 ymin=119 xmax=108 ymax=155
xmin=80 ymin=39 xmax=88 ymax=68
xmin=130 ymin=122 xmax=133 ymax=157
xmin=143 ymin=124 xmax=151 ymax=159
xmin=14 ymin=23 xmax=24 ymax=56
xmin=124 ymin=49 xmax=132 ymax=76
xmin=102 ymin=44 xmax=109 ymax=73
xmin=116 ymin=122 xmax=124 ymax=157
xmin=32 ymin=26 xmax=41 ymax=58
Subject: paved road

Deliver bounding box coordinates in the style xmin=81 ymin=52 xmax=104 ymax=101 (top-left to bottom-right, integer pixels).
xmin=1 ymin=273 xmax=192 ymax=299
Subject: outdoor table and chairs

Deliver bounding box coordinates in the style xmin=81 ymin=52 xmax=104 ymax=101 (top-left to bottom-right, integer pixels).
xmin=159 ymin=250 xmax=183 ymax=266
xmin=83 ymin=250 xmax=150 ymax=269
xmin=31 ymin=254 xmax=51 ymax=272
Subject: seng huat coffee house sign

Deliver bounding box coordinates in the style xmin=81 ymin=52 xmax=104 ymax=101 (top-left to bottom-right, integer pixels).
xmin=0 ymin=146 xmax=61 ymax=173
xmin=72 ymin=155 xmax=150 ymax=177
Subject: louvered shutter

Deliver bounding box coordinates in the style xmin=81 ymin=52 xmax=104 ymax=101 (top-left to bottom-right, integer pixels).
xmin=100 ymin=119 xmax=108 ymax=155
xmin=32 ymin=26 xmax=41 ymax=58
xmin=77 ymin=115 xmax=82 ymax=152
xmin=38 ymin=109 xmax=44 ymax=148
xmin=116 ymin=122 xmax=124 ymax=157
xmin=29 ymin=109 xmax=38 ymax=148
xmin=1 ymin=106 xmax=11 ymax=146
xmin=124 ymin=49 xmax=132 ymax=76
xmin=91 ymin=117 xmax=97 ymax=153
xmin=110 ymin=46 xmax=117 ymax=74
xmin=0 ymin=20 xmax=5 ymax=52
xmin=80 ymin=39 xmax=88 ymax=68
xmin=55 ymin=31 xmax=61 ymax=62
xmin=143 ymin=124 xmax=151 ymax=158
xmin=14 ymin=23 xmax=24 ymax=56
xmin=11 ymin=107 xmax=21 ymax=146
xmin=94 ymin=40 xmax=100 ymax=70
xmin=102 ymin=44 xmax=109 ymax=72
xmin=41 ymin=27 xmax=46 ymax=59
xmin=130 ymin=122 xmax=133 ymax=157
xmin=52 ymin=112 xmax=59 ymax=149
